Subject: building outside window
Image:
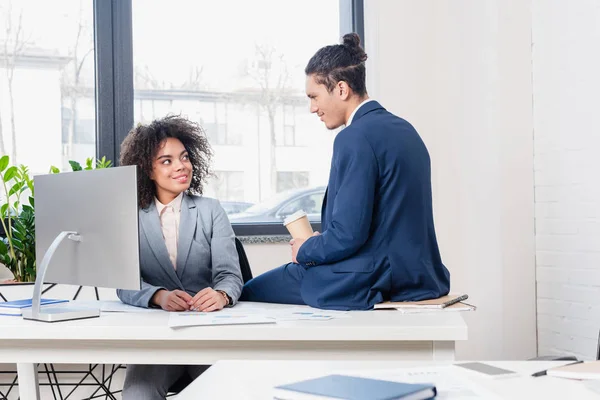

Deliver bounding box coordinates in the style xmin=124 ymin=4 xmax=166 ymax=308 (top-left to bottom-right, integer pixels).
xmin=206 ymin=170 xmax=245 ymax=202
xmin=0 ymin=0 xmax=96 ymax=174
xmin=277 ymin=104 xmax=296 ymax=147
xmin=276 ymin=171 xmax=309 ymax=193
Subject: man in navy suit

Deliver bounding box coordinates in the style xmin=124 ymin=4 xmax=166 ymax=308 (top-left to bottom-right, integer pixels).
xmin=241 ymin=33 xmax=450 ymax=310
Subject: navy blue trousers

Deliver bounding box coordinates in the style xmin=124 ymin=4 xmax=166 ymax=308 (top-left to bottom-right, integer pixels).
xmin=240 ymin=262 xmax=306 ymax=305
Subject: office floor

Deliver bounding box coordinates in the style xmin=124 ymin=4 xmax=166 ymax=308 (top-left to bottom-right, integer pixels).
xmin=0 ymin=364 xmax=125 ymax=400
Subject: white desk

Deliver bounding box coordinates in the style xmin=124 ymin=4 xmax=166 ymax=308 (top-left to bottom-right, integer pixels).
xmin=175 ymin=360 xmax=600 ymax=399
xmin=0 ymin=302 xmax=467 ymax=400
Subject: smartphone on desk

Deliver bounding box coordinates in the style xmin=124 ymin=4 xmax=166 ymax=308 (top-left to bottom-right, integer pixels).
xmin=454 ymin=362 xmax=518 ymax=379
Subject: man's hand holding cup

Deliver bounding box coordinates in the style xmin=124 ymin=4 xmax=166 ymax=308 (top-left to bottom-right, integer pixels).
xmin=290 ymin=231 xmax=320 ymax=263
xmin=284 ymin=210 xmax=317 ymax=263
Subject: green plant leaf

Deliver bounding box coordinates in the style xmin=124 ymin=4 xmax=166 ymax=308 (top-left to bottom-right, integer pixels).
xmin=0 ymin=155 xmax=8 ymax=172
xmin=97 ymin=156 xmax=113 ymax=169
xmin=69 ymin=160 xmax=82 ymax=171
xmin=28 ymin=196 xmax=34 ymax=207
xmin=0 ymin=203 xmax=8 ymax=218
xmin=49 ymin=166 xmax=60 ymax=174
xmin=22 ymin=204 xmax=33 ymax=213
xmin=0 ymin=240 xmax=7 ymax=255
xmin=85 ymin=158 xmax=94 ymax=170
xmin=4 ymin=166 xmax=17 ymax=181
xmin=12 ymin=237 xmax=23 ymax=249
xmin=13 ymin=229 xmax=25 ymax=242
xmin=9 ymin=181 xmax=24 ymax=197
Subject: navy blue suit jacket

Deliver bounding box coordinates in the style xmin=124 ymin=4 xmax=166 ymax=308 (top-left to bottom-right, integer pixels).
xmin=296 ymin=101 xmax=450 ymax=310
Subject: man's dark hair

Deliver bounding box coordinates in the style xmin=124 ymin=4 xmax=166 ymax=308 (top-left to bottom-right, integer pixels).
xmin=305 ymin=32 xmax=368 ymax=96
xmin=120 ymin=115 xmax=213 ymax=209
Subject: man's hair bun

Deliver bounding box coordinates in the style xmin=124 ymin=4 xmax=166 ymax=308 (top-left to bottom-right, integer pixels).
xmin=342 ymin=33 xmax=367 ymax=62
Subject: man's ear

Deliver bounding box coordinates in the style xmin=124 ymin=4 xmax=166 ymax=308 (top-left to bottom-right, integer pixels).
xmin=337 ymin=81 xmax=350 ymax=100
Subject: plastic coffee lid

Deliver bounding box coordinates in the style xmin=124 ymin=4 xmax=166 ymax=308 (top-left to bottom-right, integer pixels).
xmin=283 ymin=210 xmax=308 ymax=226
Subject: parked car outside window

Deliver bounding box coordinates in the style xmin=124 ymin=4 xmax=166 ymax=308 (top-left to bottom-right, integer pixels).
xmin=228 ymin=186 xmax=326 ymax=224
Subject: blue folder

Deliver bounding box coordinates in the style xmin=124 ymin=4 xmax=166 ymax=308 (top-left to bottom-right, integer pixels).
xmin=0 ymin=298 xmax=69 ymax=316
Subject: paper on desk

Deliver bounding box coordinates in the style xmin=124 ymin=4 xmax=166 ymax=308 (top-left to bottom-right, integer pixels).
xmin=584 ymin=380 xmax=600 ymax=395
xmin=168 ymin=312 xmax=276 ymax=328
xmin=341 ymin=366 xmax=499 ymax=399
xmin=99 ymin=300 xmax=165 ymax=313
xmin=220 ymin=304 xmax=349 ymax=321
xmin=272 ymin=307 xmax=352 ymax=321
xmin=272 ymin=309 xmax=333 ymax=321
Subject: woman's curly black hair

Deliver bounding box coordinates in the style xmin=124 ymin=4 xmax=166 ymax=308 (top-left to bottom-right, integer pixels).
xmin=120 ymin=115 xmax=213 ymax=209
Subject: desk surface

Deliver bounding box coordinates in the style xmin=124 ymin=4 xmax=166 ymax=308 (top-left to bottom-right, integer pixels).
xmin=175 ymin=360 xmax=600 ymax=400
xmin=0 ymin=301 xmax=467 ymax=342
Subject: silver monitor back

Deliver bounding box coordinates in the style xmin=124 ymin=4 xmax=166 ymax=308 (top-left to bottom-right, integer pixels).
xmin=34 ymin=166 xmax=141 ymax=290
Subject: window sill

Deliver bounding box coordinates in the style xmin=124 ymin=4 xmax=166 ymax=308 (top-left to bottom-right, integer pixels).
xmin=232 ymin=222 xmax=321 ymax=238
xmin=236 ymin=235 xmax=291 ymax=244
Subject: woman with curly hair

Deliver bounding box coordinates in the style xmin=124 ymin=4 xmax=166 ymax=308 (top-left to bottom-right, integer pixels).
xmin=117 ymin=115 xmax=243 ymax=399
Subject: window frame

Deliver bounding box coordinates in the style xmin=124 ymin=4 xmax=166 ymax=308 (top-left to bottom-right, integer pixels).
xmin=93 ymin=0 xmax=363 ymax=236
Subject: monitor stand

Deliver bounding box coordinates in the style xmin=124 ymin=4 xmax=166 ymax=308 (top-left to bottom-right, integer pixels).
xmin=21 ymin=231 xmax=100 ymax=323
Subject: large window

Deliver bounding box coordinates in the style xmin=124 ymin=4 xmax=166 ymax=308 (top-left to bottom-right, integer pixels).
xmin=131 ymin=0 xmax=343 ymax=229
xmin=0 ymin=0 xmax=95 ymax=174
xmin=0 ymin=0 xmax=361 ymax=235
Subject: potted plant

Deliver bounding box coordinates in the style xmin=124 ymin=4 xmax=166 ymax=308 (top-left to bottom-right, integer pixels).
xmin=0 ymin=156 xmax=112 ymax=283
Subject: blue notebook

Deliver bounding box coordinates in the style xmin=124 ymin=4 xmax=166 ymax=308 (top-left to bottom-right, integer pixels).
xmin=0 ymin=298 xmax=69 ymax=316
xmin=273 ymin=374 xmax=436 ymax=400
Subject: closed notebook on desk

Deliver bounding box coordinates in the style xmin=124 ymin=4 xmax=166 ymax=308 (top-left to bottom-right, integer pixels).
xmin=0 ymin=298 xmax=68 ymax=316
xmin=548 ymin=361 xmax=600 ymax=380
xmin=374 ymin=294 xmax=468 ymax=310
xmin=394 ymin=302 xmax=475 ymax=313
xmin=273 ymin=374 xmax=436 ymax=400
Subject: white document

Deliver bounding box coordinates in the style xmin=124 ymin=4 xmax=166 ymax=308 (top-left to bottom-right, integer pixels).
xmin=341 ymin=366 xmax=500 ymax=399
xmin=168 ymin=312 xmax=276 ymax=328
xmin=221 ymin=303 xmax=350 ymax=321
xmin=584 ymin=380 xmax=600 ymax=395
xmin=99 ymin=300 xmax=165 ymax=313
xmin=271 ymin=307 xmax=348 ymax=321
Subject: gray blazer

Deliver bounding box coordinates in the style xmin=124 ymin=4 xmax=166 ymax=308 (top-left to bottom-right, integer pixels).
xmin=117 ymin=194 xmax=243 ymax=308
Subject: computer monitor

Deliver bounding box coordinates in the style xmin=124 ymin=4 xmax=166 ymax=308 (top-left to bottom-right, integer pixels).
xmin=22 ymin=165 xmax=141 ymax=322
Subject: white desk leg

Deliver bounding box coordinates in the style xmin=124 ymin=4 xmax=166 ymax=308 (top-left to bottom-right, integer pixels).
xmin=432 ymin=341 xmax=455 ymax=361
xmin=17 ymin=363 xmax=40 ymax=400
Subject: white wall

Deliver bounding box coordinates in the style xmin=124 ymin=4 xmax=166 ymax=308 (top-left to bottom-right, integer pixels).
xmin=365 ymin=0 xmax=537 ymax=360
xmin=533 ymin=0 xmax=600 ymax=360
xmin=244 ymin=242 xmax=290 ymax=277
xmin=0 ymin=265 xmax=13 ymax=281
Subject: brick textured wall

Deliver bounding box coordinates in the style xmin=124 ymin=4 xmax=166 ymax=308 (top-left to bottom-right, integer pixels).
xmin=534 ymin=0 xmax=600 ymax=360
